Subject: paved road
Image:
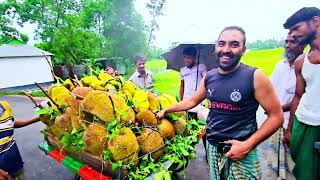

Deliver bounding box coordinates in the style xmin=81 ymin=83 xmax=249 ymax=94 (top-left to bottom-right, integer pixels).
xmin=0 ymin=96 xmax=268 ymax=180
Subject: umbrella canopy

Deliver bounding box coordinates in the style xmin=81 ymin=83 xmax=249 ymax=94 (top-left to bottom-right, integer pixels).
xmin=162 ymin=43 xmax=219 ymax=71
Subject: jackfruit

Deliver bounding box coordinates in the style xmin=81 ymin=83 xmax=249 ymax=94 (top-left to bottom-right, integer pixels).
xmin=174 ymin=117 xmax=188 ymax=135
xmin=81 ymin=75 xmax=99 ymax=86
xmin=81 ymin=91 xmax=135 ymax=124
xmin=123 ymin=81 xmax=136 ymax=96
xmin=63 ymin=79 xmax=75 ymax=91
xmin=98 ymin=71 xmax=114 ymax=82
xmin=132 ymin=90 xmax=149 ymax=111
xmin=138 ymin=128 xmax=164 ymax=160
xmin=136 ymin=109 xmax=157 ymax=126
xmin=108 ymin=128 xmax=139 ymax=164
xmin=66 ymin=99 xmax=81 ymax=113
xmin=118 ymin=90 xmax=132 ymax=103
xmin=65 ymin=107 xmax=83 ymax=131
xmin=48 ymin=84 xmax=73 ymax=109
xmin=83 ymin=122 xmax=108 ymax=156
xmin=71 ymin=87 xmax=93 ymax=98
xmin=148 ymin=92 xmax=160 ymax=113
xmin=53 ymin=112 xmax=73 ymax=138
xmin=157 ymin=119 xmax=175 ymax=139
xmin=81 ymin=91 xmax=116 ymax=123
xmin=158 ymin=94 xmax=177 ymax=110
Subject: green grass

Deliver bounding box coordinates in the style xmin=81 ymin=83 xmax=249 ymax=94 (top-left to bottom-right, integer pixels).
xmin=145 ymin=59 xmax=167 ymax=73
xmin=147 ymin=48 xmax=284 ymax=96
xmin=242 ymin=48 xmax=283 ymax=76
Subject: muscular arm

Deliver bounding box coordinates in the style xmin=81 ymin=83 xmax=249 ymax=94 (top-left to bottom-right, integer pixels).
xmin=225 ymin=69 xmax=283 ymax=160
xmin=246 ymin=69 xmax=283 ymax=148
xmin=284 ymin=55 xmax=305 ymax=146
xmin=14 ymin=117 xmax=40 ymax=128
xmin=180 ymin=80 xmax=184 ymax=101
xmin=159 ymin=78 xmax=207 ymax=116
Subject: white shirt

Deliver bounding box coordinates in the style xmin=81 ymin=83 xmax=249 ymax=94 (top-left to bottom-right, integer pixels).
xmin=296 ymin=52 xmax=320 ymax=126
xmin=129 ymin=70 xmax=154 ymax=90
xmin=269 ymin=58 xmax=296 ymax=129
xmin=180 ymin=64 xmax=207 ymax=100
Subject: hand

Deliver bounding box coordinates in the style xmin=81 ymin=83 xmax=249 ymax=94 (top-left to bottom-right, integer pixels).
xmin=0 ymin=169 xmax=10 ymax=180
xmin=224 ymin=140 xmax=252 ymax=160
xmin=156 ymin=109 xmax=166 ymax=120
xmin=283 ymin=130 xmax=291 ymax=149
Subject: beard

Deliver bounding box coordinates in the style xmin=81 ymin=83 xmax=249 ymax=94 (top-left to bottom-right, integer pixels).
xmin=299 ymin=30 xmax=317 ymax=45
xmin=284 ymin=50 xmax=297 ymax=62
xmin=216 ymin=51 xmax=241 ymax=71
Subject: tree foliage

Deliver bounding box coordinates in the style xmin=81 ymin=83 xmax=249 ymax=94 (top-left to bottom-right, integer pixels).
xmin=0 ymin=0 xmax=149 ymax=67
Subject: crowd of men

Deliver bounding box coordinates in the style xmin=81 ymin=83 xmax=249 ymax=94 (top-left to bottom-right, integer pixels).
xmin=1 ymin=6 xmax=319 ymax=180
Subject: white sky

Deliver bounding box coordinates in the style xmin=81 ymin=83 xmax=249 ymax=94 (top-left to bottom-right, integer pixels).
xmin=135 ymin=0 xmax=319 ymax=49
xmin=6 ymin=0 xmax=320 ymax=49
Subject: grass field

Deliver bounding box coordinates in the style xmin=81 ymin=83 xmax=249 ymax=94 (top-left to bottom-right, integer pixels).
xmin=147 ymin=48 xmax=284 ymax=97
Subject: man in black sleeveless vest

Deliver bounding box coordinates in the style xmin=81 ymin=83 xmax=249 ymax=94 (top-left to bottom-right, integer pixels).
xmin=157 ymin=26 xmax=283 ymax=179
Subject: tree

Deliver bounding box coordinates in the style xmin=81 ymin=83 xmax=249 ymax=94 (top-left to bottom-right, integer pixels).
xmin=146 ymin=0 xmax=166 ymax=48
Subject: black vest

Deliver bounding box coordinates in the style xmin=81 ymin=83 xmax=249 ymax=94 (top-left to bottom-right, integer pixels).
xmin=204 ymin=63 xmax=259 ymax=145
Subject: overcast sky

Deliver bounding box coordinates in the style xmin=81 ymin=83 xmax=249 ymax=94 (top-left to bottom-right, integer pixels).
xmin=135 ymin=0 xmax=319 ymax=49
xmin=10 ymin=0 xmax=320 ymax=49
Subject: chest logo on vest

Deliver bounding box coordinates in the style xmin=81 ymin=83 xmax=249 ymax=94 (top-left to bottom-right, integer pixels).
xmin=230 ymin=89 xmax=241 ymax=102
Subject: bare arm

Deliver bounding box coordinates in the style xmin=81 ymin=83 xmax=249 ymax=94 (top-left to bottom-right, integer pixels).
xmin=180 ymin=80 xmax=184 ymax=101
xmin=157 ymin=78 xmax=207 ymax=117
xmin=284 ymin=55 xmax=305 ymax=147
xmin=225 ymin=69 xmax=283 ymax=160
xmin=14 ymin=117 xmax=40 ymax=128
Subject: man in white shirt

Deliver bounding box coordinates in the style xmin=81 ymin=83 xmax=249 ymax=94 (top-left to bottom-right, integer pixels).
xmin=129 ymin=53 xmax=154 ymax=91
xmin=267 ymin=33 xmax=306 ymax=180
xmin=180 ymin=46 xmax=207 ymax=102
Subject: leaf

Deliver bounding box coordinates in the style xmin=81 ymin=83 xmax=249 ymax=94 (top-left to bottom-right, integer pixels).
xmin=103 ymin=150 xmax=113 ymax=161
xmin=35 ymin=108 xmax=53 ymax=116
xmin=197 ymin=120 xmax=206 ymax=125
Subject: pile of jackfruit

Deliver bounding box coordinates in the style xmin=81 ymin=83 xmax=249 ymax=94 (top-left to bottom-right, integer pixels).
xmin=38 ymin=71 xmax=193 ymax=175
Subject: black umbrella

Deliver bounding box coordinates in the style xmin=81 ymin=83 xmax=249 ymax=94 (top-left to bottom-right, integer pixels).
xmin=162 ymin=43 xmax=219 ymax=72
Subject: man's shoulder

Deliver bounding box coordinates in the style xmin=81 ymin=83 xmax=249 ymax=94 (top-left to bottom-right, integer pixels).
xmin=199 ymin=64 xmax=207 ymax=69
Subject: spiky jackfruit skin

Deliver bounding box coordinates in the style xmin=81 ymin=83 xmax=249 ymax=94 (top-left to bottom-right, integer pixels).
xmin=53 ymin=112 xmax=73 ymax=138
xmin=48 ymin=84 xmax=73 ymax=108
xmin=63 ymin=79 xmax=75 ymax=91
xmin=109 ymin=93 xmax=135 ymax=124
xmin=81 ymin=75 xmax=100 ymax=86
xmin=174 ymin=117 xmax=188 ymax=135
xmin=108 ymin=128 xmax=139 ymax=164
xmin=81 ymin=91 xmax=115 ymax=123
xmin=66 ymin=107 xmax=83 ymax=131
xmin=147 ymin=92 xmax=160 ymax=113
xmin=83 ymin=122 xmax=108 ymax=156
xmin=81 ymin=91 xmax=135 ymax=124
xmin=71 ymin=87 xmax=93 ymax=98
xmin=98 ymin=71 xmax=114 ymax=82
xmin=138 ymin=128 xmax=164 ymax=160
xmin=157 ymin=119 xmax=175 ymax=139
xmin=158 ymin=94 xmax=177 ymax=110
xmin=132 ymin=90 xmax=149 ymax=112
xmin=123 ymin=81 xmax=136 ymax=96
xmin=118 ymin=90 xmax=132 ymax=103
xmin=136 ymin=109 xmax=158 ymax=126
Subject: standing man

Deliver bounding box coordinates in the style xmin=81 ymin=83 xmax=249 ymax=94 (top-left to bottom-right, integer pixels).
xmin=180 ymin=46 xmax=207 ymax=102
xmin=129 ymin=53 xmax=154 ymax=91
xmin=157 ymin=26 xmax=283 ymax=179
xmin=283 ymin=7 xmax=320 ymax=180
xmin=267 ymin=33 xmax=306 ymax=180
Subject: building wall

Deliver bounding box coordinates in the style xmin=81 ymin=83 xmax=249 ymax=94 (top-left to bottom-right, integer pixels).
xmin=0 ymin=56 xmax=54 ymax=89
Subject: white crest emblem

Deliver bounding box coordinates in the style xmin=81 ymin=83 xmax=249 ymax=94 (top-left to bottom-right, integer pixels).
xmin=230 ymin=89 xmax=241 ymax=102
